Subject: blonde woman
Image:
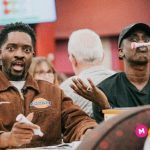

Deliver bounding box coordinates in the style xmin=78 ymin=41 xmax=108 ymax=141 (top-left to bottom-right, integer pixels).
xmin=29 ymin=57 xmax=59 ymax=84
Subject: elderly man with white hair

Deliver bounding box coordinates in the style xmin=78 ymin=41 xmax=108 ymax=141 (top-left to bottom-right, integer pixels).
xmin=60 ymin=29 xmax=115 ymax=117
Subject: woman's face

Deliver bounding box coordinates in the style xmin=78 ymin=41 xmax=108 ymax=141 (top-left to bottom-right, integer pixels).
xmin=34 ymin=61 xmax=55 ymax=84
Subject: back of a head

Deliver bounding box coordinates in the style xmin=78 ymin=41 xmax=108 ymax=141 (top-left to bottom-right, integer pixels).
xmin=68 ymin=29 xmax=104 ymax=64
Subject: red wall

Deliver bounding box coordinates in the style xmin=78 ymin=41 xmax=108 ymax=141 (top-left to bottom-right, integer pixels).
xmin=35 ymin=0 xmax=150 ymax=72
xmin=35 ymin=23 xmax=56 ymax=56
xmin=54 ymin=40 xmax=73 ymax=74
xmin=53 ymin=0 xmax=150 ymax=73
xmin=55 ymin=0 xmax=150 ymax=38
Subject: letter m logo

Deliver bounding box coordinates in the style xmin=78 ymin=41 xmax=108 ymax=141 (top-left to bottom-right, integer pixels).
xmin=138 ymin=128 xmax=145 ymax=134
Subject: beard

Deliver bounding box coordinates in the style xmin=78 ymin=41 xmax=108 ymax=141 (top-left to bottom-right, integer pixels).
xmin=7 ymin=67 xmax=26 ymax=81
xmin=133 ymin=60 xmax=148 ymax=65
xmin=2 ymin=61 xmax=27 ymax=81
xmin=127 ymin=56 xmax=149 ymax=66
xmin=1 ymin=56 xmax=32 ymax=81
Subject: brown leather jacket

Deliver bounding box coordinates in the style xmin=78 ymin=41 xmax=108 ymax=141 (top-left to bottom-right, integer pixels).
xmin=0 ymin=71 xmax=96 ymax=148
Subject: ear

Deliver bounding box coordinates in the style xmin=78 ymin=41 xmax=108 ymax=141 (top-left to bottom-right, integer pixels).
xmin=69 ymin=54 xmax=78 ymax=67
xmin=118 ymin=48 xmax=124 ymax=60
xmin=32 ymin=51 xmax=35 ymax=57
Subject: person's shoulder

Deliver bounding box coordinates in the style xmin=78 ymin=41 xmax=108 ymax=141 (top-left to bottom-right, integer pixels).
xmin=103 ymin=68 xmax=116 ymax=75
xmin=108 ymin=70 xmax=116 ymax=76
xmin=97 ymin=72 xmax=123 ymax=88
xmin=101 ymin=72 xmax=122 ymax=82
xmin=99 ymin=68 xmax=116 ymax=80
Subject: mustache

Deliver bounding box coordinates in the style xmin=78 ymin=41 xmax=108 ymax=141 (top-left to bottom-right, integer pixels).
xmin=11 ymin=59 xmax=25 ymax=66
xmin=136 ymin=47 xmax=148 ymax=52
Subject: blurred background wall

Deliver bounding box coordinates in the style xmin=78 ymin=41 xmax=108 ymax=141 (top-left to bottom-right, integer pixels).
xmin=0 ymin=0 xmax=150 ymax=76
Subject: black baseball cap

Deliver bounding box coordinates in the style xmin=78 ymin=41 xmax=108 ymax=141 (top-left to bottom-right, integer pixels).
xmin=118 ymin=23 xmax=150 ymax=48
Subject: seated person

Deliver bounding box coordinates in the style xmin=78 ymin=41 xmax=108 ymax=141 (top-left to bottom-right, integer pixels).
xmin=0 ymin=22 xmax=97 ymax=148
xmin=70 ymin=23 xmax=150 ymax=123
xmin=60 ymin=29 xmax=115 ymax=117
xmin=29 ymin=56 xmax=59 ymax=84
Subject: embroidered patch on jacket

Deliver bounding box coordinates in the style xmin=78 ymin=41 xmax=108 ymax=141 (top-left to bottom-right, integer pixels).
xmin=30 ymin=98 xmax=51 ymax=108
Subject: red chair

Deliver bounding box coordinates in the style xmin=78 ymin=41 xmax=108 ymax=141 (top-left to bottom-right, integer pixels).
xmin=77 ymin=105 xmax=150 ymax=150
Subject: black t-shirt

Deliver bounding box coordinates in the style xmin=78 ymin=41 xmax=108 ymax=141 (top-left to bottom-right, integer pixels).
xmin=93 ymin=72 xmax=150 ymax=123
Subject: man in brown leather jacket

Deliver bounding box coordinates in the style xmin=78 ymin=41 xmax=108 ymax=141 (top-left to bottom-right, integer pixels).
xmin=0 ymin=22 xmax=97 ymax=149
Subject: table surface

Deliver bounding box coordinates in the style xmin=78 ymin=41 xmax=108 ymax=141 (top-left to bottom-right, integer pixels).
xmin=7 ymin=141 xmax=81 ymax=150
xmin=102 ymin=108 xmax=132 ymax=114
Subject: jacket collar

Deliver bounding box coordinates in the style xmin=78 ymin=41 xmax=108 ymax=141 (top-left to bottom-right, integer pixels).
xmin=0 ymin=70 xmax=40 ymax=93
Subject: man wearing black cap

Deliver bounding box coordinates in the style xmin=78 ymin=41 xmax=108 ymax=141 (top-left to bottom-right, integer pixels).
xmin=70 ymin=23 xmax=150 ymax=123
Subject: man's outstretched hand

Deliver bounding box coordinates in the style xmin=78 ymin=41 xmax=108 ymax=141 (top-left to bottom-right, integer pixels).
xmin=70 ymin=78 xmax=111 ymax=109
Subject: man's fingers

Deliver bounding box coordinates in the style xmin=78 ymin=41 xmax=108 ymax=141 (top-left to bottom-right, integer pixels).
xmin=12 ymin=127 xmax=34 ymax=135
xmin=72 ymin=78 xmax=83 ymax=91
xmin=71 ymin=84 xmax=83 ymax=95
xmin=12 ymin=127 xmax=32 ymax=134
xmin=20 ymin=138 xmax=32 ymax=143
xmin=14 ymin=122 xmax=39 ymax=130
xmin=26 ymin=112 xmax=34 ymax=122
xmin=77 ymin=78 xmax=88 ymax=90
xmin=71 ymin=81 xmax=91 ymax=95
xmin=71 ymin=85 xmax=93 ymax=101
xmin=15 ymin=138 xmax=32 ymax=147
xmin=70 ymin=83 xmax=78 ymax=92
xmin=78 ymin=78 xmax=95 ymax=93
xmin=87 ymin=78 xmax=96 ymax=90
xmin=72 ymin=78 xmax=91 ymax=91
xmin=13 ymin=132 xmax=33 ymax=139
xmin=8 ymin=131 xmax=33 ymax=147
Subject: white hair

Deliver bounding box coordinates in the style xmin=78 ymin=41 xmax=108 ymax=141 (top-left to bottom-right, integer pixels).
xmin=68 ymin=29 xmax=104 ymax=64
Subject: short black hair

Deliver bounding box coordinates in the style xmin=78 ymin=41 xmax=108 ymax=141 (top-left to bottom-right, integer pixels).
xmin=0 ymin=22 xmax=36 ymax=48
